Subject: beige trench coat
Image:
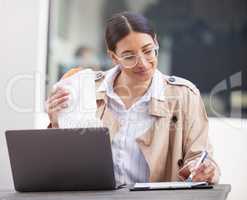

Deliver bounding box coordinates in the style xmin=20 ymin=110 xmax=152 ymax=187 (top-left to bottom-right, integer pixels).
xmin=53 ymin=67 xmax=220 ymax=183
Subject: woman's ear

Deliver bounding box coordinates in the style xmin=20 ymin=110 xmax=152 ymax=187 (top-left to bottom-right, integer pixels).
xmin=107 ymin=49 xmax=118 ymax=65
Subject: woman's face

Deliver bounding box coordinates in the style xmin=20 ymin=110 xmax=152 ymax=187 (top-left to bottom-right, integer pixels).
xmin=111 ymin=32 xmax=158 ymax=82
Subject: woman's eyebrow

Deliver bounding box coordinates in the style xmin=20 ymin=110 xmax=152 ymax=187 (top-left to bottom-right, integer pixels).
xmin=120 ymin=50 xmax=134 ymax=56
xmin=141 ymin=43 xmax=153 ymax=49
xmin=120 ymin=43 xmax=154 ymax=56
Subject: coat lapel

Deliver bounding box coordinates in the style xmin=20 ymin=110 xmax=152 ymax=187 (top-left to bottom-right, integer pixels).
xmin=136 ymin=89 xmax=182 ymax=181
xmin=136 ymin=97 xmax=170 ymax=146
xmin=135 ymin=97 xmax=171 ymax=181
xmin=96 ymin=91 xmax=120 ymax=142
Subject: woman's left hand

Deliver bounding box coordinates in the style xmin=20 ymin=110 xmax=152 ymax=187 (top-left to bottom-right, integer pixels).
xmin=178 ymin=159 xmax=217 ymax=184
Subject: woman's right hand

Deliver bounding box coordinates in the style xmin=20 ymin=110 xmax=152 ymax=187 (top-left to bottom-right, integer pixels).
xmin=46 ymin=86 xmax=70 ymax=128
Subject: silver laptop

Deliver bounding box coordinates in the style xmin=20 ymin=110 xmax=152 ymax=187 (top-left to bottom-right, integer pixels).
xmin=5 ymin=127 xmax=116 ymax=192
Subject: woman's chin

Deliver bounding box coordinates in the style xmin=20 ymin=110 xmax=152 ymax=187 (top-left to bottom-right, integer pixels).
xmin=133 ymin=70 xmax=153 ymax=81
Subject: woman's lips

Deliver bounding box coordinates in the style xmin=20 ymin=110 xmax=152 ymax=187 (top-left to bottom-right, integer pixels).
xmin=133 ymin=69 xmax=150 ymax=75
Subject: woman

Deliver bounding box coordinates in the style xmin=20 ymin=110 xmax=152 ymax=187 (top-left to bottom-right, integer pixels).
xmin=46 ymin=12 xmax=220 ymax=185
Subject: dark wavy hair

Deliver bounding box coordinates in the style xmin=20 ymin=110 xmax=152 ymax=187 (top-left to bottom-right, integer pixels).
xmin=105 ymin=11 xmax=156 ymax=52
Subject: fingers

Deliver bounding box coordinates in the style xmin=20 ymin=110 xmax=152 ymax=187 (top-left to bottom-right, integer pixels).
xmin=49 ymin=89 xmax=70 ymax=104
xmin=191 ymin=160 xmax=216 ymax=183
xmin=48 ymin=96 xmax=69 ymax=110
xmin=51 ymin=86 xmax=67 ymax=95
xmin=178 ymin=158 xmax=216 ymax=183
xmin=178 ymin=159 xmax=217 ymax=184
xmin=177 ymin=160 xmax=198 ymax=180
xmin=193 ymin=170 xmax=215 ymax=183
xmin=48 ymin=103 xmax=68 ymax=114
xmin=45 ymin=86 xmax=71 ymax=128
xmin=177 ymin=166 xmax=190 ymax=181
xmin=46 ymin=87 xmax=70 ymax=114
xmin=188 ymin=160 xmax=197 ymax=172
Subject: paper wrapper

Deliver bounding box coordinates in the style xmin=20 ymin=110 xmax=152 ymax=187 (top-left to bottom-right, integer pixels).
xmin=54 ymin=69 xmax=103 ymax=128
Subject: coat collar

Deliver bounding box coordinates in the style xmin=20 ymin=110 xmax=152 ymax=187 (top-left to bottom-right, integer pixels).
xmin=96 ymin=66 xmax=169 ymax=117
xmin=96 ymin=90 xmax=169 ymax=118
xmin=97 ymin=66 xmax=166 ymax=101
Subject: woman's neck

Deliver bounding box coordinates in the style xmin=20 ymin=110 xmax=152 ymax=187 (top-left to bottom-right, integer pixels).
xmin=113 ymin=71 xmax=152 ymax=101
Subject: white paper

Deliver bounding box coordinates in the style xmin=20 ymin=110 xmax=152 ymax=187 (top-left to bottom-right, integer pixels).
xmin=134 ymin=182 xmax=207 ymax=189
xmin=54 ymin=69 xmax=102 ymax=128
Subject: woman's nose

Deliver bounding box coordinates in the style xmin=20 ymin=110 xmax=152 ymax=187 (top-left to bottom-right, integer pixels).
xmin=136 ymin=55 xmax=148 ymax=68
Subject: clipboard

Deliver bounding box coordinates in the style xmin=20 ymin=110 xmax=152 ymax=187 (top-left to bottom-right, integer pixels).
xmin=129 ymin=182 xmax=213 ymax=191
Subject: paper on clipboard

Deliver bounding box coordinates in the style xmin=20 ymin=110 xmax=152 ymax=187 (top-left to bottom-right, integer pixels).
xmin=134 ymin=181 xmax=208 ymax=189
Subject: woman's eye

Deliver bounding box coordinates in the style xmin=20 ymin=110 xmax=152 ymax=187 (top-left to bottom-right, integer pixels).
xmin=144 ymin=50 xmax=153 ymax=55
xmin=123 ymin=55 xmax=135 ymax=60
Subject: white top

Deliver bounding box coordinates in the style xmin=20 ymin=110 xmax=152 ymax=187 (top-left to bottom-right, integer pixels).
xmin=97 ymin=66 xmax=165 ymax=185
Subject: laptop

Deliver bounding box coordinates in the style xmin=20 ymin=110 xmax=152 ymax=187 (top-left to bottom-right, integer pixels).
xmin=5 ymin=127 xmax=116 ymax=192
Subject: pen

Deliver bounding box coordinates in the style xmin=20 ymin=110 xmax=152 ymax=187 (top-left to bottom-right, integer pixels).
xmin=186 ymin=150 xmax=208 ymax=182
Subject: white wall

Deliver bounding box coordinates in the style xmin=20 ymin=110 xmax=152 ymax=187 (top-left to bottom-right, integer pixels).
xmin=209 ymin=118 xmax=247 ymax=200
xmin=0 ymin=0 xmax=48 ymax=189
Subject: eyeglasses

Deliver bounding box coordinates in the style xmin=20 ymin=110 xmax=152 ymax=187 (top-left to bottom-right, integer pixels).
xmin=114 ymin=46 xmax=159 ymax=68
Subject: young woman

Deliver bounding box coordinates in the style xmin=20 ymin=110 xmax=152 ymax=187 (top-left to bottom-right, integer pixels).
xmin=46 ymin=12 xmax=220 ymax=185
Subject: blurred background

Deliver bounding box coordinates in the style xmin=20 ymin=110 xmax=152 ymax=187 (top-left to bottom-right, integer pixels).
xmin=0 ymin=0 xmax=246 ymax=199
xmin=47 ymin=0 xmax=247 ymax=119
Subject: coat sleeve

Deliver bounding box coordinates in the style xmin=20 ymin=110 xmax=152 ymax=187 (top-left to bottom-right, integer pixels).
xmin=182 ymin=88 xmax=221 ymax=183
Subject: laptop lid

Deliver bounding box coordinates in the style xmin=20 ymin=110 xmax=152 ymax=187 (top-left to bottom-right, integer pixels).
xmin=5 ymin=127 xmax=116 ymax=192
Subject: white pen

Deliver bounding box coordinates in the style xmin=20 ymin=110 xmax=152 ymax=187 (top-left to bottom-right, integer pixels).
xmin=186 ymin=150 xmax=208 ymax=182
